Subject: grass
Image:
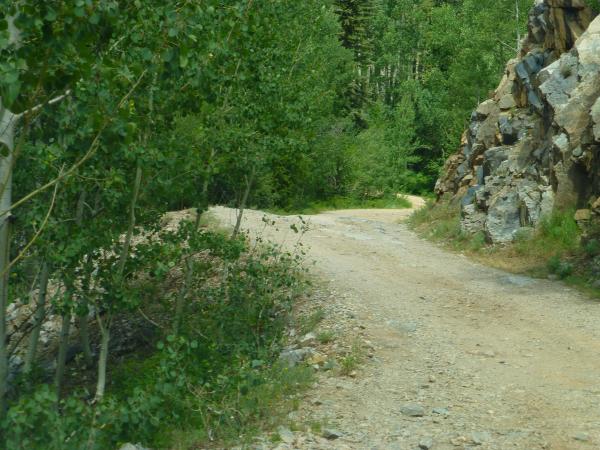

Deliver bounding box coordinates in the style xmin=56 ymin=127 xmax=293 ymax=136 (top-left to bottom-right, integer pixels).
xmin=317 ymin=330 xmax=336 ymax=344
xmin=268 ymin=195 xmax=412 ymax=215
xmin=408 ymin=199 xmax=600 ymax=298
xmin=298 ymin=308 xmax=325 ymax=335
xmin=164 ymin=364 xmax=314 ymax=449
xmin=407 ymin=199 xmax=485 ymax=252
xmin=338 ymin=340 xmax=365 ymax=376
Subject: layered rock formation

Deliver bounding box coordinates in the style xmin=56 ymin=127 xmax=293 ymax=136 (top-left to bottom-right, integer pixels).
xmin=435 ymin=0 xmax=600 ymax=243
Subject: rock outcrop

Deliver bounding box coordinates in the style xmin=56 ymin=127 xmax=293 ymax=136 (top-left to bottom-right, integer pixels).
xmin=435 ymin=0 xmax=600 ymax=243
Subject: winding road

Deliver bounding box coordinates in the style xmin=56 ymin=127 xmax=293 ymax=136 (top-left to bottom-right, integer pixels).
xmin=212 ymin=199 xmax=600 ymax=450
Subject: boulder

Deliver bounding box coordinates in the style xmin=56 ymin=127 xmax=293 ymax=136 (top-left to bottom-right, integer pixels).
xmin=486 ymin=190 xmax=522 ymax=243
xmin=552 ymin=133 xmax=570 ymax=156
xmin=575 ymin=15 xmax=600 ymax=70
xmin=475 ymin=99 xmax=500 ymax=119
xmin=498 ymin=94 xmax=517 ymax=110
xmin=553 ymin=160 xmax=584 ymax=209
xmin=539 ymin=58 xmax=578 ymax=113
xmin=461 ymin=204 xmax=486 ymax=235
xmin=516 ymin=181 xmax=543 ymax=225
xmin=545 ymin=0 xmax=594 ymax=54
xmin=498 ymin=115 xmax=518 ymax=144
xmin=322 ymin=429 xmax=344 ymax=440
xmin=483 ymin=147 xmax=510 ymax=176
xmin=575 ymin=209 xmax=592 ymax=221
xmin=554 ymin=72 xmax=600 ymax=146
xmin=476 ymin=112 xmax=500 ymax=150
xmin=279 ymin=347 xmax=315 ymax=368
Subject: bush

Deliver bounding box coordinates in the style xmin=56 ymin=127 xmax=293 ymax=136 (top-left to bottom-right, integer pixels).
xmin=2 ymin=229 xmax=311 ymax=449
xmin=584 ymin=238 xmax=600 ymax=257
xmin=547 ymin=255 xmax=574 ymax=279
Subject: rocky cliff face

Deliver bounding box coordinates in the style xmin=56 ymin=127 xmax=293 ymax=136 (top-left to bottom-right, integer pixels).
xmin=435 ymin=0 xmax=600 ymax=243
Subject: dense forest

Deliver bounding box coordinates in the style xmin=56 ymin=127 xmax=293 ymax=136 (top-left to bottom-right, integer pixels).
xmin=0 ymin=1 xmax=531 ymax=448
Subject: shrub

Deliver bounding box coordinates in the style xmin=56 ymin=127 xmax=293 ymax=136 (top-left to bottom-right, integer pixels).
xmin=547 ymin=255 xmax=574 ymax=279
xmin=2 ymin=229 xmax=311 ymax=449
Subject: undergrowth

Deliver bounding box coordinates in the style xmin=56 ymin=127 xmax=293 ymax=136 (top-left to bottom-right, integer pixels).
xmin=408 ymin=199 xmax=600 ymax=297
xmin=1 ymin=221 xmax=314 ymax=450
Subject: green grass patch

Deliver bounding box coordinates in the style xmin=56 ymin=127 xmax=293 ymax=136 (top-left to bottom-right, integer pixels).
xmin=298 ymin=308 xmax=325 ymax=335
xmin=317 ymin=330 xmax=336 ymax=344
xmin=407 ymin=199 xmax=474 ymax=249
xmin=269 ymin=195 xmax=412 ymax=215
xmin=338 ymin=340 xmax=365 ymax=376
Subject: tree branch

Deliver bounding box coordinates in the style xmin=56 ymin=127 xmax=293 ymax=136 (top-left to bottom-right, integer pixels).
xmin=0 ymin=69 xmax=148 ymax=219
xmin=1 ymin=167 xmax=62 ymax=278
xmin=16 ymin=90 xmax=72 ymax=120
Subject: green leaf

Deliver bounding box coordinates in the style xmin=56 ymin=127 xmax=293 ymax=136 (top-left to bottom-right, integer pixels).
xmin=179 ymin=54 xmax=189 ymax=69
xmin=45 ymin=9 xmax=58 ymax=22
xmin=141 ymin=48 xmax=153 ymax=61
xmin=3 ymin=80 xmax=21 ymax=107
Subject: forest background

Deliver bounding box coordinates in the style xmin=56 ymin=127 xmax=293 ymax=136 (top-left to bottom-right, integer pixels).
xmin=0 ymin=1 xmax=533 ymax=448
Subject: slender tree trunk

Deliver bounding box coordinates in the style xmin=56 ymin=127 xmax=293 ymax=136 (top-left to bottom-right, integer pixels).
xmin=0 ymin=11 xmax=22 ymax=415
xmin=0 ymin=103 xmax=19 ymax=418
xmin=94 ymin=321 xmax=109 ymax=401
xmin=233 ymin=166 xmax=255 ymax=237
xmin=75 ymin=190 xmax=94 ymax=366
xmin=94 ymin=165 xmax=142 ymax=402
xmin=0 ymin=216 xmax=11 ymax=418
xmin=516 ymin=0 xmax=521 ymax=52
xmin=173 ymin=257 xmax=194 ymax=336
xmin=24 ymin=261 xmax=50 ymax=373
xmin=117 ymin=165 xmax=142 ymax=275
xmin=54 ymin=312 xmax=71 ymax=396
xmin=197 ymin=148 xmax=216 ymax=227
xmin=173 ymin=152 xmax=216 ymax=335
xmin=78 ymin=303 xmax=93 ymax=367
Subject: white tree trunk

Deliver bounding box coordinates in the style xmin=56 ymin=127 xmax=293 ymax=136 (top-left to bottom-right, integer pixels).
xmin=0 ymin=103 xmax=19 ymax=418
xmin=94 ymin=325 xmax=109 ymax=401
xmin=233 ymin=166 xmax=255 ymax=237
xmin=54 ymin=312 xmax=71 ymax=396
xmin=94 ymin=165 xmax=143 ymax=402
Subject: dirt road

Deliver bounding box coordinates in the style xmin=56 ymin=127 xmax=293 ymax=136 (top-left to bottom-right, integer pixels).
xmin=211 ymin=199 xmax=600 ymax=450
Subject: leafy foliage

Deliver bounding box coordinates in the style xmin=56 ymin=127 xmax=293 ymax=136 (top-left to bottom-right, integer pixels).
xmin=0 ymin=0 xmax=560 ymax=447
xmin=334 ymin=0 xmax=532 ymax=194
xmin=2 ymin=224 xmax=312 ymax=449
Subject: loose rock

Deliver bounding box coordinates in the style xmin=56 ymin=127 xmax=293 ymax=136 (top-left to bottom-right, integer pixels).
xmin=277 ymin=426 xmax=295 ymax=444
xmin=322 ymin=428 xmax=343 ymax=440
xmin=400 ymin=404 xmax=426 ymax=417
xmin=419 ymin=437 xmax=434 ymax=449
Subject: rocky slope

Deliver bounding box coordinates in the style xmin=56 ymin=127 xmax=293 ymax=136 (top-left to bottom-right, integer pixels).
xmin=435 ymin=0 xmax=600 ymax=243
